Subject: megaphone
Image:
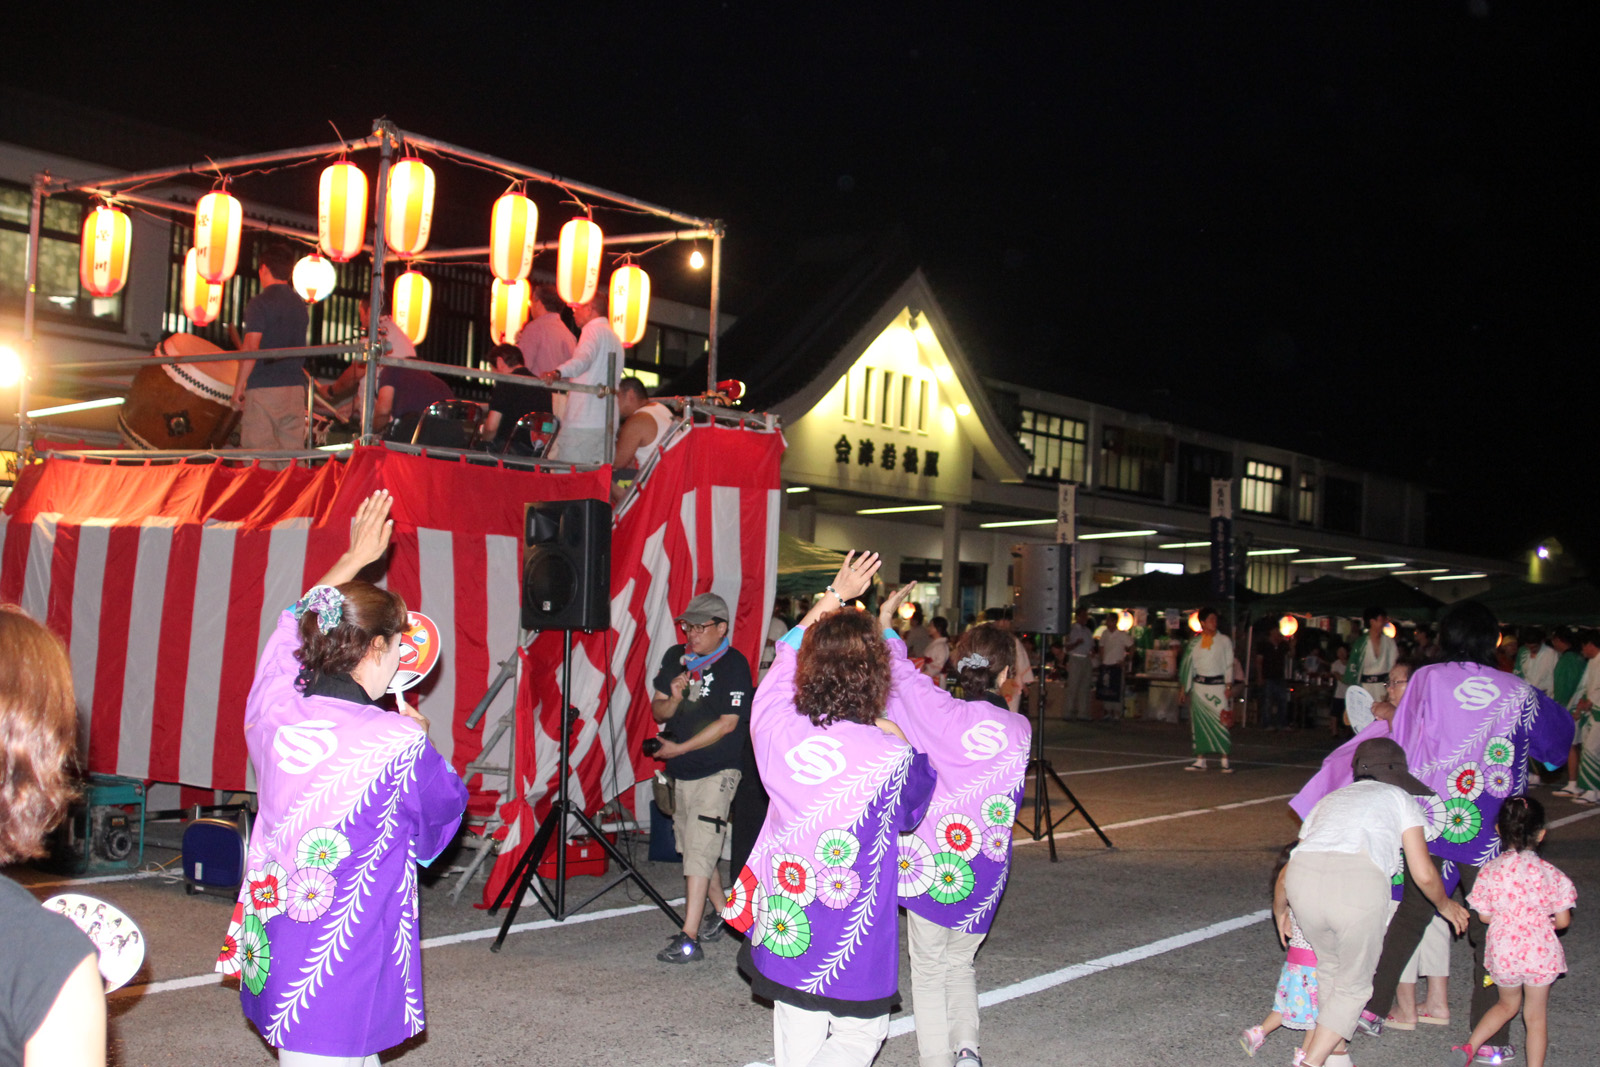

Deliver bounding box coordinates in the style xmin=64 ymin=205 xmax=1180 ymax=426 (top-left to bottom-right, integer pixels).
xmin=715 ymin=380 xmax=745 ymax=402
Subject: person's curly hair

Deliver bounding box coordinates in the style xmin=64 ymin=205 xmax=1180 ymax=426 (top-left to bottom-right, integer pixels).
xmin=294 ymin=581 xmax=408 ymax=683
xmin=0 ymin=605 xmax=80 ymax=864
xmin=795 ymin=610 xmax=890 ymax=727
xmin=950 ymin=623 xmax=1016 ymax=701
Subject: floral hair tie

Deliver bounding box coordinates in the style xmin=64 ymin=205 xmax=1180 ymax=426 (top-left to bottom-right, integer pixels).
xmin=956 ymin=653 xmax=990 ymax=672
xmin=292 ymin=585 xmax=346 ymax=635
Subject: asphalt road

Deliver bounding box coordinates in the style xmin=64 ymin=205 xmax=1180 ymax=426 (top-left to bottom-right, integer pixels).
xmin=11 ymin=720 xmax=1598 ymax=1066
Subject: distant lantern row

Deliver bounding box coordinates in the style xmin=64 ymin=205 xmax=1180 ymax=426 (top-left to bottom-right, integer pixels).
xmin=75 ymin=158 xmax=651 ymax=344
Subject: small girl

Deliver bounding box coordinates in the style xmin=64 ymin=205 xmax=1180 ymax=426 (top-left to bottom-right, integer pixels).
xmin=1241 ymin=845 xmax=1318 ymax=1061
xmin=1450 ymin=796 xmax=1577 ymax=1067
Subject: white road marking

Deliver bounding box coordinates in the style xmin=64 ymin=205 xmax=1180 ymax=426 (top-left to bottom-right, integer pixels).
xmin=1059 ymin=757 xmax=1192 ymax=776
xmin=1548 ymin=806 xmax=1600 ymax=829
xmin=1013 ymin=792 xmax=1297 ymax=847
xmin=738 ymin=908 xmax=1274 ymax=1065
xmin=1049 ymin=744 xmax=1322 ymax=770
xmin=23 ymin=870 xmax=163 ymax=889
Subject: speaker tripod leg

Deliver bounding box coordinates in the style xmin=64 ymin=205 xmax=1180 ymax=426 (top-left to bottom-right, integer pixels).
xmin=487 ymin=806 xmax=563 ymax=952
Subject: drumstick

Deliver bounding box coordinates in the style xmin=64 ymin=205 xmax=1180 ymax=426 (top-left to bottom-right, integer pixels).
xmin=303 ymin=370 xmax=344 ymax=418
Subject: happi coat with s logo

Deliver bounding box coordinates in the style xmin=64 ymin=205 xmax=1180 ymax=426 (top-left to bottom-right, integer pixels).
xmin=731 ymin=627 xmax=935 ymax=1014
xmin=216 ymin=609 xmax=467 ymax=1057
xmin=884 ymin=634 xmax=1030 ymax=935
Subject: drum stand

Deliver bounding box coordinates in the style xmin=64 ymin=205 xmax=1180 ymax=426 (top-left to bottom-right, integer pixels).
xmin=487 ymin=631 xmax=682 ymax=951
xmin=1015 ymin=635 xmax=1114 ymax=861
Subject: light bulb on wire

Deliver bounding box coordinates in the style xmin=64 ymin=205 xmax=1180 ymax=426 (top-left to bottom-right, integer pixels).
xmin=689 ymin=248 xmax=706 ymax=270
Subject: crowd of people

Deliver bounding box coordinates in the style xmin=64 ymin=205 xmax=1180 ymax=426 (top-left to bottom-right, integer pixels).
xmin=2 ymin=530 xmax=1590 ymax=1066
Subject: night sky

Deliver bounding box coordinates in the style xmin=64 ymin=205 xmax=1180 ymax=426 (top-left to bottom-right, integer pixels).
xmin=8 ymin=2 xmax=1595 ymax=566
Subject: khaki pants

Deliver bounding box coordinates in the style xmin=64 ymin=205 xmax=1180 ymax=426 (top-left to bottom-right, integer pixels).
xmin=671 ymin=768 xmax=740 ymax=879
xmin=1285 ymin=850 xmax=1390 ymax=1039
xmin=907 ymin=911 xmax=986 ymax=1067
xmin=1400 ymin=915 xmax=1452 ymax=983
xmin=240 ymin=383 xmax=308 ymax=451
xmin=773 ymin=1001 xmax=889 ymax=1067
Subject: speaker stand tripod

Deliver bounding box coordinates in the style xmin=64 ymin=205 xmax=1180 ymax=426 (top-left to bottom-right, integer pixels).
xmin=1015 ymin=636 xmax=1114 ymax=861
xmin=487 ymin=631 xmax=683 ymax=951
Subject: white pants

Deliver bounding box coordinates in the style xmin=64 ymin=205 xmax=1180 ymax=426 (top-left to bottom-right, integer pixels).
xmin=773 ymin=1001 xmax=890 ymax=1067
xmin=907 ymin=911 xmax=985 ymax=1067
xmin=277 ymin=1052 xmax=380 ymax=1067
xmin=550 ymin=426 xmax=606 ymax=464
xmin=1064 ymin=656 xmax=1093 ymax=717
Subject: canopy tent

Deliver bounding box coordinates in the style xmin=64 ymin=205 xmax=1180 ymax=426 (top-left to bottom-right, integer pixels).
xmin=1251 ymin=575 xmax=1444 ymax=621
xmin=1076 ymin=569 xmax=1258 ymax=612
xmin=1475 ymin=579 xmax=1600 ymax=627
xmin=775 ymin=531 xmax=847 ymax=597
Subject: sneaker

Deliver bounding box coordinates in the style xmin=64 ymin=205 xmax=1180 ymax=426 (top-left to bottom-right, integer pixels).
xmin=1353 ymin=1010 xmax=1384 ymax=1038
xmin=1475 ymin=1046 xmax=1515 ymax=1064
xmin=655 ymin=932 xmax=704 ymax=963
xmin=699 ymin=912 xmax=727 ymax=942
xmin=954 ymin=1050 xmax=981 ymax=1067
xmin=1240 ymin=1026 xmax=1265 ymax=1057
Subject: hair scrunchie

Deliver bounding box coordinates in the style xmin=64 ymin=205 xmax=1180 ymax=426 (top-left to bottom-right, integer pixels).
xmin=956 ymin=652 xmax=990 ymax=672
xmin=292 ymin=585 xmax=346 ymax=635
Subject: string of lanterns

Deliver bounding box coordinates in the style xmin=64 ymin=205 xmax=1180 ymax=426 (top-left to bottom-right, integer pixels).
xmin=83 ymin=154 xmax=661 ymax=349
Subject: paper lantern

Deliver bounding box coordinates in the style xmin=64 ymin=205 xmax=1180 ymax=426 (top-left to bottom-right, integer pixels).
xmin=292 ymin=253 xmax=336 ymax=303
xmin=318 ymin=162 xmax=367 ymax=262
xmin=181 ymin=248 xmax=224 ymax=327
xmin=391 ymin=269 xmax=432 ymax=344
xmin=556 ymin=217 xmax=603 ymax=305
xmin=1279 ymin=615 xmax=1299 ymax=638
xmin=385 ymin=157 xmax=435 ymax=256
xmin=1117 ymin=610 xmax=1134 ymax=632
xmin=78 ymin=205 xmax=132 ymax=297
xmin=1187 ymin=611 xmax=1203 ymax=634
xmin=489 ymin=192 xmax=538 ymax=282
xmin=1384 ymin=621 xmax=1397 ymax=639
xmin=489 ymin=278 xmax=530 ymax=344
xmin=194 ymin=190 xmax=242 ymax=284
xmin=608 ymin=264 xmax=650 ymax=346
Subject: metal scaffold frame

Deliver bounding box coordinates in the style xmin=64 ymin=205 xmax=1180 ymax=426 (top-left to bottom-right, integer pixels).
xmin=15 ymin=118 xmax=727 ymax=461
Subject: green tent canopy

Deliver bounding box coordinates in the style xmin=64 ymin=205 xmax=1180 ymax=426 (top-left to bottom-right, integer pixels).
xmin=777 ymin=532 xmax=848 ymax=597
xmin=1476 ymin=580 xmax=1600 ymax=627
xmin=1076 ymin=569 xmax=1257 ymax=612
xmin=1251 ymin=575 xmax=1444 ymax=622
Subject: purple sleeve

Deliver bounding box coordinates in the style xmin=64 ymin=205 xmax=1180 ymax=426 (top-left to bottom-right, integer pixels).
xmin=885 ymin=634 xmax=965 ymax=721
xmin=409 ymin=737 xmax=469 ymax=865
xmin=897 ymin=750 xmax=937 ymax=832
xmin=246 ymin=611 xmax=307 ymax=726
xmin=1529 ymin=689 xmax=1577 ymax=768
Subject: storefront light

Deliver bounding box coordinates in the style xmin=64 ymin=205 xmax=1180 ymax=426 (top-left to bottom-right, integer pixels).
xmin=1345 ymin=562 xmax=1404 ymax=570
xmin=1294 ymin=556 xmax=1356 ymax=564
xmin=1431 ymin=573 xmax=1488 ymax=582
xmin=955 ymin=402 xmax=972 ymax=417
xmin=856 ymin=504 xmax=942 ymax=515
xmin=1078 ymin=529 xmax=1158 ymax=541
xmin=1159 ymin=541 xmax=1211 ymax=549
xmin=0 ymin=346 xmax=23 ymax=388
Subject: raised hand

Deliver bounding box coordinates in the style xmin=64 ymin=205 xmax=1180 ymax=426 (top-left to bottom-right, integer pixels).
xmin=348 ymin=490 xmax=395 ymax=567
xmin=878 ymin=581 xmax=916 ymax=631
xmin=831 ymin=551 xmax=882 ymax=602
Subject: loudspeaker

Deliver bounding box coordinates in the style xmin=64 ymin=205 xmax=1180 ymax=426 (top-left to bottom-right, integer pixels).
xmin=1012 ymin=542 xmax=1071 ymax=634
xmin=522 ymin=499 xmax=611 ymax=631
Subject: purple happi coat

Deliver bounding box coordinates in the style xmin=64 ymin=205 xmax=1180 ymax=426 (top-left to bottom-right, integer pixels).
xmin=731 ymin=629 xmax=936 ymax=1014
xmin=1291 ymin=660 xmax=1573 ymax=893
xmin=216 ymin=610 xmax=468 ymax=1057
xmin=884 ymin=635 xmax=1030 ymax=935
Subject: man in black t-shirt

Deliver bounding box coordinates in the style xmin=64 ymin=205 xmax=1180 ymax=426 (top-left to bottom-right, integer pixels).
xmin=478 ymin=343 xmax=551 ymax=454
xmin=648 ymin=592 xmax=751 ymax=963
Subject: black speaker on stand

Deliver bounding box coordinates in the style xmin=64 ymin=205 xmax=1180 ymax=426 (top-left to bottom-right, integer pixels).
xmin=489 ymin=499 xmax=683 ymax=950
xmin=1012 ymin=543 xmax=1113 ymax=861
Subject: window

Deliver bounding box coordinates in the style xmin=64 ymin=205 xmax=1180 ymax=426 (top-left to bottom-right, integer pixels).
xmin=847 ymin=366 xmax=933 ymax=431
xmin=0 ymin=182 xmax=123 ymax=326
xmin=1177 ymin=444 xmax=1232 ymax=508
xmin=1296 ymin=472 xmax=1317 ymax=524
xmin=1248 ymin=556 xmax=1291 ymax=595
xmin=1324 ymin=475 xmax=1363 ymax=535
xmin=1100 ymin=426 xmax=1167 ymax=498
xmin=1241 ymin=460 xmax=1286 ymax=516
xmin=1017 ymin=409 xmax=1087 ymax=483
xmin=880 ymin=369 xmax=894 ymax=425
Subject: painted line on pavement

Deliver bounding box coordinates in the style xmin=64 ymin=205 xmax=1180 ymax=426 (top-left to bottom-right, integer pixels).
xmin=24 ymin=869 xmax=164 ymax=889
xmin=1060 ymin=757 xmax=1192 ymax=776
xmin=1046 ymin=744 xmax=1323 ymax=770
xmin=1013 ymin=792 xmax=1297 ymax=848
xmin=739 ymin=908 xmax=1273 ymax=1064
xmin=1548 ymin=806 xmax=1600 ymax=830
xmin=110 ymin=896 xmax=688 ymax=1000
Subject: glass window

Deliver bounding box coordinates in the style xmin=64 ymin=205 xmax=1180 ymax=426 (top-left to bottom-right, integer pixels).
xmin=0 ymin=182 xmax=124 ymax=327
xmin=841 ymin=370 xmax=852 ymax=419
xmin=1241 ymin=460 xmax=1286 ymax=516
xmin=1177 ymin=444 xmax=1232 ymax=508
xmin=1324 ymin=475 xmax=1363 ymax=535
xmin=1016 ymin=408 xmax=1087 ymax=483
xmin=1100 ymin=426 xmax=1167 ymax=497
xmin=880 ymin=369 xmax=894 ymax=425
xmin=1297 ymin=472 xmax=1316 ymax=524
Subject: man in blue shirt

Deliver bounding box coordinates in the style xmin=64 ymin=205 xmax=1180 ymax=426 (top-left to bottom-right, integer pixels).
xmin=231 ymin=243 xmax=309 ymax=451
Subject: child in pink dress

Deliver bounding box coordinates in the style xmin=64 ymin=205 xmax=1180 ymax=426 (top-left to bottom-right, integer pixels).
xmin=1449 ymin=796 xmax=1576 ymax=1067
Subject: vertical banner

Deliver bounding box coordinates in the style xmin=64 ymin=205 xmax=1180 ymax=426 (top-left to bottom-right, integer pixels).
xmin=1055 ymin=483 xmax=1076 ymax=544
xmin=1209 ymin=478 xmax=1234 ymax=599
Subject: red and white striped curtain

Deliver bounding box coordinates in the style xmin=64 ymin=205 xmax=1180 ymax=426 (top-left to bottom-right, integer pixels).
xmin=0 ymin=448 xmax=609 ymax=791
xmin=482 ymin=421 xmax=785 ymax=906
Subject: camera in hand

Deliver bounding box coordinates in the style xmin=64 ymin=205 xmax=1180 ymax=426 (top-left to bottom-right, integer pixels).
xmin=641 ymin=736 xmax=663 ymax=757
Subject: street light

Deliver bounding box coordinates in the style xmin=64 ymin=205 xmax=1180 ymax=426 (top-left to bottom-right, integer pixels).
xmin=0 ymin=345 xmax=23 ymax=388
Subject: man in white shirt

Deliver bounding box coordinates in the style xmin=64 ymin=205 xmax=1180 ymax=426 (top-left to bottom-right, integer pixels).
xmin=540 ymin=294 xmax=623 ymax=465
xmin=1063 ymin=609 xmax=1094 ymax=719
xmin=1097 ymin=620 xmax=1135 ymax=719
xmin=1517 ymin=626 xmax=1559 ymax=697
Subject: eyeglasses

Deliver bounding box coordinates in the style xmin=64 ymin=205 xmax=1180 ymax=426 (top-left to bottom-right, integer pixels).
xmin=681 ymin=620 xmax=724 ymax=635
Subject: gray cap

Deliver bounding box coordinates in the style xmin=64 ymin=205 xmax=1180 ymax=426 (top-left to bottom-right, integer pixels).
xmin=675 ymin=593 xmax=729 ymax=626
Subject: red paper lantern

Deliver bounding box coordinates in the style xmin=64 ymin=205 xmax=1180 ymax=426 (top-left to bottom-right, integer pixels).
xmin=608 ymin=264 xmax=650 ymax=346
xmin=181 ymin=247 xmax=224 ymax=327
xmin=556 ymin=217 xmax=603 ymax=305
xmin=489 ymin=278 xmax=531 ymax=344
xmin=391 ymin=269 xmax=432 ymax=344
xmin=78 ymin=205 xmax=132 ymax=297
xmin=318 ymin=162 xmax=367 ymax=262
xmin=194 ymin=190 xmax=242 ymax=284
xmin=385 ymin=158 xmax=435 ymax=257
xmin=489 ymin=192 xmax=538 ymax=282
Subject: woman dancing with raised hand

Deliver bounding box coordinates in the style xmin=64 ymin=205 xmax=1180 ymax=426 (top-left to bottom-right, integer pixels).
xmin=216 ymin=490 xmax=468 ymax=1067
xmin=728 ymin=552 xmax=936 ymax=1067
xmin=878 ymin=585 xmax=1031 ymax=1067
